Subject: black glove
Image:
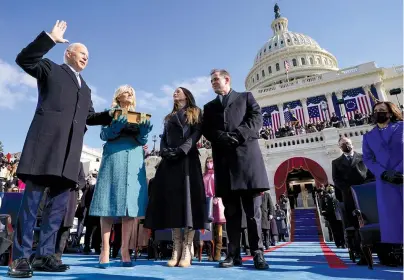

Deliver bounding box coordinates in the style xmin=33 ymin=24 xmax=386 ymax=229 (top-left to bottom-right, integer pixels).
xmin=382 ymin=170 xmax=404 ymax=185
xmin=217 ymin=132 xmax=239 ymax=148
xmin=160 ymin=148 xmax=175 ymax=158
xmin=393 ymin=173 xmax=404 ymax=185
xmin=161 ymin=148 xmax=184 ymax=160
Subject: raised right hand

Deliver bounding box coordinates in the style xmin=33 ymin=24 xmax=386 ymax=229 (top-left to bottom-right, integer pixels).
xmin=49 ymin=20 xmax=69 ymax=43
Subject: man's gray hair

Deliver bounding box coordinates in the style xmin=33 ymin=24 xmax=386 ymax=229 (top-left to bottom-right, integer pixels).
xmin=63 ymin=43 xmax=87 ymax=64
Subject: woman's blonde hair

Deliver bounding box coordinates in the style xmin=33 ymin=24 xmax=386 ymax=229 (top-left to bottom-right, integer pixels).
xmin=111 ymin=84 xmax=136 ymax=111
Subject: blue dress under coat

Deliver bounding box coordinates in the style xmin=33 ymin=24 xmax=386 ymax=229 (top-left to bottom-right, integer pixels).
xmin=362 ymin=121 xmax=403 ymax=244
xmin=89 ymin=113 xmax=149 ymax=218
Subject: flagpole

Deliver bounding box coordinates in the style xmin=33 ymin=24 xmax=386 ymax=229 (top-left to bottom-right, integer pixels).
xmin=286 ymin=71 xmax=289 ymax=83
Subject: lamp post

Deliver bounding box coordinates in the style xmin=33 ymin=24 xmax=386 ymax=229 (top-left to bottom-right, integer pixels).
xmin=152 ymin=135 xmax=157 ymax=151
xmin=320 ymin=101 xmax=328 ymax=122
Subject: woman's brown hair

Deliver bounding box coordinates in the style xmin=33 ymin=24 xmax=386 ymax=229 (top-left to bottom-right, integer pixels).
xmin=372 ymin=101 xmax=403 ymax=123
xmin=164 ymin=87 xmax=201 ymax=125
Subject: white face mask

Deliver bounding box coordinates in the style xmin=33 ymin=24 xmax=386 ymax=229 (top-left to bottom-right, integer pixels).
xmin=89 ymin=178 xmax=97 ymax=185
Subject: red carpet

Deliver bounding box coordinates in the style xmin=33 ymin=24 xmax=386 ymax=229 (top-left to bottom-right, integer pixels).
xmin=314 ymin=207 xmax=348 ymax=269
xmin=320 ymin=241 xmax=348 ymax=269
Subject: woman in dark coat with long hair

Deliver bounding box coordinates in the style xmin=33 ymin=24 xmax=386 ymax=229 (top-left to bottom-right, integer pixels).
xmin=144 ymin=87 xmax=206 ymax=268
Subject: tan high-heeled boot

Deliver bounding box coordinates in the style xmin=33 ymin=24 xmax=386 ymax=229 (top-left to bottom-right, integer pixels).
xmin=167 ymin=228 xmax=182 ymax=267
xmin=178 ymin=228 xmax=195 ymax=267
xmin=214 ymin=224 xmax=223 ymax=261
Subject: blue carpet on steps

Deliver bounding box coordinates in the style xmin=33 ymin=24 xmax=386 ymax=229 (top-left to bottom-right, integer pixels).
xmin=293 ymin=209 xmax=319 ymax=242
xmin=0 ymin=242 xmax=401 ymax=280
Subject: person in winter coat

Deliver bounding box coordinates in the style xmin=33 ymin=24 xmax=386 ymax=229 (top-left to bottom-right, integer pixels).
xmin=144 ymin=87 xmax=207 ymax=268
xmin=275 ymin=204 xmax=287 ymax=242
xmin=203 ymin=156 xmax=226 ymax=261
xmin=89 ymin=85 xmax=152 ymax=268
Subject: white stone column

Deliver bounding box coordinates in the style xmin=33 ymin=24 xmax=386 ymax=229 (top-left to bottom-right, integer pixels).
xmin=325 ymin=92 xmax=335 ymax=115
xmin=301 ymin=98 xmax=309 ymax=124
xmin=278 ymin=103 xmax=285 ymax=126
xmin=335 ymin=90 xmax=350 ymax=127
xmin=362 ymin=84 xmax=373 ymax=111
xmin=374 ymin=82 xmax=388 ymax=101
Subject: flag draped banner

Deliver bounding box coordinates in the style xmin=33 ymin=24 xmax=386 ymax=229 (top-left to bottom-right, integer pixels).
xmin=307 ymin=95 xmax=330 ymax=122
xmin=283 ymin=100 xmax=305 ymax=125
xmin=262 ymin=105 xmax=281 ymax=131
xmin=343 ymin=87 xmax=371 ymax=119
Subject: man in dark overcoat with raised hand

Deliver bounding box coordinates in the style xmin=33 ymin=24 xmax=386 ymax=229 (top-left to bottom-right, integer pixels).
xmin=8 ymin=21 xmax=114 ymax=278
xmin=202 ymin=69 xmax=269 ymax=270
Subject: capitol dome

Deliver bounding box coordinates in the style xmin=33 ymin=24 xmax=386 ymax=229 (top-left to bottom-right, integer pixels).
xmin=245 ymin=4 xmax=338 ymax=91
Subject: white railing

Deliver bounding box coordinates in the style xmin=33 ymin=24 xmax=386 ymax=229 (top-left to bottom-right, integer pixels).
xmin=338 ymin=125 xmax=372 ymax=139
xmin=315 ymin=193 xmax=329 ymax=242
xmin=337 ymin=66 xmax=359 ymax=75
xmin=255 ymin=62 xmax=378 ymax=97
xmin=395 ymin=65 xmax=404 ymax=74
xmin=264 ymin=132 xmax=324 ymax=151
xmin=263 ymin=125 xmax=373 ymax=152
xmin=257 ymin=75 xmax=323 ymax=94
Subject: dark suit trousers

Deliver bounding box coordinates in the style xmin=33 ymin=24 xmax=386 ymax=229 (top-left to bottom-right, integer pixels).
xmin=55 ymin=226 xmax=71 ymax=260
xmin=222 ymin=193 xmax=263 ymax=256
xmin=12 ymin=179 xmax=70 ymax=260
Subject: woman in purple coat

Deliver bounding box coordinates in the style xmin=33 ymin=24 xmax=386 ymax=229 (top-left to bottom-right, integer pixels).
xmin=362 ymin=101 xmax=403 ymax=247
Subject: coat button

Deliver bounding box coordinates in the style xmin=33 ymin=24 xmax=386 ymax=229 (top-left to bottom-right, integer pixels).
xmin=74 ymin=120 xmax=78 ymax=124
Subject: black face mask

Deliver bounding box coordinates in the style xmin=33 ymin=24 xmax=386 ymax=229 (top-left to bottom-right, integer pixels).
xmin=373 ymin=112 xmax=389 ymax=124
xmin=341 ymin=144 xmax=352 ymax=153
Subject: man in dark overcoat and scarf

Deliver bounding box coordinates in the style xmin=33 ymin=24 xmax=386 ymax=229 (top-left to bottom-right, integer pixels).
xmin=202 ymin=69 xmax=269 ymax=270
xmin=8 ymin=21 xmax=113 ymax=278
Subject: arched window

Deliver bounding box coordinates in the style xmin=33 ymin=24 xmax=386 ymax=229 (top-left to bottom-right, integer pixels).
xmin=276 ymin=63 xmax=280 ymax=71
xmin=268 ymin=66 xmax=272 ymax=74
xmin=310 ymin=57 xmax=314 ymax=65
xmin=262 ymin=70 xmax=265 ymax=77
xmin=301 ymin=57 xmax=306 ymax=65
xmin=256 ymin=73 xmax=259 ymax=81
xmin=292 ymin=59 xmax=297 ymax=67
xmin=317 ymin=57 xmax=321 ymax=64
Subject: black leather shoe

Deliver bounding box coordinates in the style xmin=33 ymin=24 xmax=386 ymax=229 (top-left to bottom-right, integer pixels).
xmin=219 ymin=256 xmax=243 ymax=268
xmin=7 ymin=258 xmax=33 ymax=278
xmin=253 ymin=251 xmax=269 ymax=270
xmin=31 ymin=255 xmax=69 ymax=272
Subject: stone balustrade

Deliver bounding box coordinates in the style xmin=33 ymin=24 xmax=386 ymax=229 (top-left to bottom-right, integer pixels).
xmin=338 ymin=125 xmax=372 ymax=139
xmin=256 ymin=62 xmax=378 ymax=97
xmin=262 ymin=125 xmax=372 ymax=153
xmin=263 ymin=132 xmax=324 ymax=152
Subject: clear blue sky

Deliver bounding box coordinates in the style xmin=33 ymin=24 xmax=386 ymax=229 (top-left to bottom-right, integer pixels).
xmin=0 ymin=0 xmax=402 ymax=153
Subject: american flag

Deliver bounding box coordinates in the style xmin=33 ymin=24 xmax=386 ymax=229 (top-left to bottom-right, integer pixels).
xmin=262 ymin=105 xmax=281 ymax=131
xmin=284 ymin=60 xmax=290 ymax=72
xmin=307 ymin=95 xmax=330 ymax=122
xmin=284 ymin=100 xmax=305 ymax=125
xmin=343 ymin=87 xmax=371 ymax=119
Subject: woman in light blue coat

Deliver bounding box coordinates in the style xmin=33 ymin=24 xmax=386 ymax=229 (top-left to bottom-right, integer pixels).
xmin=89 ymin=85 xmax=152 ymax=268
